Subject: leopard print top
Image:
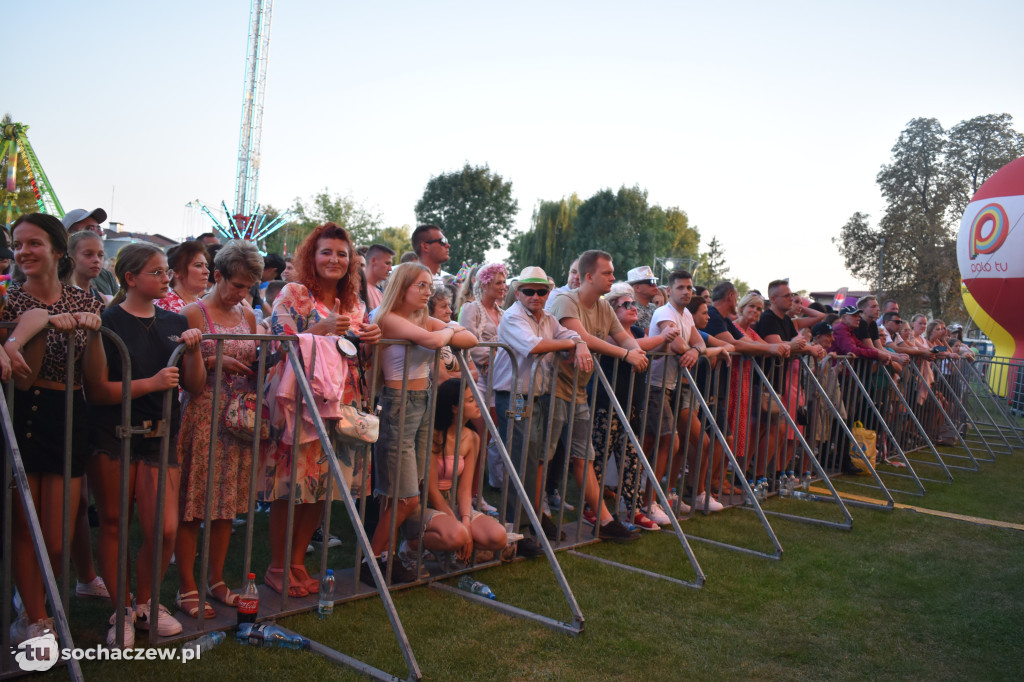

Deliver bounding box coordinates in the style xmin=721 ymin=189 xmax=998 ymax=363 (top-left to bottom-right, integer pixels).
xmin=1 ymin=283 xmax=104 ymax=385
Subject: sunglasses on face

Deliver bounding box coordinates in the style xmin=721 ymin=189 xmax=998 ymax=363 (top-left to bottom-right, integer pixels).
xmin=519 ymin=288 xmax=549 ymax=297
xmin=423 ymin=237 xmax=449 ymax=247
xmin=616 ymin=301 xmax=636 ymax=310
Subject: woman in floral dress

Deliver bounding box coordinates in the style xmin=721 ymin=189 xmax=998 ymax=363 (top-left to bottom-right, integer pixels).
xmin=175 ymin=240 xmax=264 ymax=619
xmin=262 ymin=222 xmax=381 ymax=597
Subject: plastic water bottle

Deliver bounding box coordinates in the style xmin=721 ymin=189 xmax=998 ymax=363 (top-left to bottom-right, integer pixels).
xmin=237 ymin=572 xmax=259 ymax=625
xmin=237 ymin=622 xmax=310 ymax=650
xmin=514 ymin=394 xmax=524 ymax=421
xmin=801 ymin=471 xmax=811 ymax=491
xmin=791 ymin=490 xmax=816 ymax=501
xmin=756 ymin=477 xmax=768 ymax=501
xmin=458 ymin=575 xmax=496 ymax=600
xmin=786 ymin=471 xmax=796 ymax=494
xmin=745 ymin=480 xmax=756 ymax=506
xmin=182 ymin=630 xmax=225 ymax=655
xmin=318 ymin=569 xmax=335 ymax=620
xmin=778 ymin=472 xmax=790 ymax=498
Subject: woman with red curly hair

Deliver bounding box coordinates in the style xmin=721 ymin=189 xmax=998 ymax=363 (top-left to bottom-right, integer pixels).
xmin=260 ymin=222 xmax=381 ymax=596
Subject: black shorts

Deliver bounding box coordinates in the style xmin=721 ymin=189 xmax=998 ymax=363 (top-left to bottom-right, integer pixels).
xmin=12 ymin=387 xmax=90 ymax=477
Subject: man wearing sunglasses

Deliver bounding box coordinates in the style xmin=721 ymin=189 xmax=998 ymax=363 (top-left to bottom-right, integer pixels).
xmin=411 ymin=224 xmax=451 ymax=285
xmin=492 ymin=266 xmax=589 ymax=556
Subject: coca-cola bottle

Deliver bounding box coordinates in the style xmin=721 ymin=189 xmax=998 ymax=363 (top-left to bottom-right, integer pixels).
xmin=237 ymin=572 xmax=259 ymax=625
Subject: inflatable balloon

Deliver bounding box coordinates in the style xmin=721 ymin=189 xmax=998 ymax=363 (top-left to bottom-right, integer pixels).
xmin=957 ymin=155 xmax=1024 ymax=401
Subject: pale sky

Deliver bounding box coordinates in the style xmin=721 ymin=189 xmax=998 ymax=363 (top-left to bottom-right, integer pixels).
xmin=8 ymin=0 xmax=1024 ymax=292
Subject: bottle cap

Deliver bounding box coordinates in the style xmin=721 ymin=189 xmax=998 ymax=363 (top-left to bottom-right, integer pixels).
xmin=326 ymin=569 xmax=334 ymax=576
xmin=248 ymin=572 xmax=255 ymax=579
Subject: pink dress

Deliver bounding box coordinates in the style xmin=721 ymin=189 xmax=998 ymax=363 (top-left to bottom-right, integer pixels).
xmin=728 ymin=325 xmax=764 ymax=459
xmin=259 ymin=283 xmax=368 ymax=503
xmin=178 ymin=304 xmax=260 ymax=521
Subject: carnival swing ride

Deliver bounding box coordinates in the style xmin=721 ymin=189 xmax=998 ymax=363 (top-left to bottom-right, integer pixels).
xmin=188 ymin=0 xmax=288 ymax=243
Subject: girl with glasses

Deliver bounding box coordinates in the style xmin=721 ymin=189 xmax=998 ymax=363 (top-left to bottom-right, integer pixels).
xmin=84 ymin=243 xmax=205 ymax=646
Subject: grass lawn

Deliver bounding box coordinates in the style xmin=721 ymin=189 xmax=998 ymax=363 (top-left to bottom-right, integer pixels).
xmin=43 ymin=439 xmax=1024 ymax=681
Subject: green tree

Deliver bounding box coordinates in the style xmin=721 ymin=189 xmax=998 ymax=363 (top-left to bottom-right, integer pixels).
xmin=507 ymin=194 xmax=580 ymax=281
xmin=944 ymin=113 xmax=1024 ymax=220
xmin=697 ymin=236 xmax=730 ymax=287
xmin=368 ymin=225 xmax=413 ymax=257
xmin=264 ymin=190 xmax=383 ymax=255
xmin=414 ymin=163 xmax=519 ymax=266
xmin=568 ymin=186 xmax=700 ymax=281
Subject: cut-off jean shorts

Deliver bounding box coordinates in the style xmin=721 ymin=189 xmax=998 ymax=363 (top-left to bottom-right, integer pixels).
xmin=373 ymin=386 xmax=431 ymax=500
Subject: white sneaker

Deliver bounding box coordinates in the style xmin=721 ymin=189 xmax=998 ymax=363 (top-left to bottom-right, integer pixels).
xmin=27 ymin=617 xmax=54 ymax=641
xmin=9 ymin=613 xmax=28 ymax=646
xmin=135 ymin=599 xmax=182 ymax=636
xmin=695 ymin=492 xmax=725 ymax=512
xmin=76 ymin=576 xmax=110 ymax=599
xmin=107 ymin=607 xmax=136 ymax=648
xmin=646 ymin=502 xmax=672 ymax=526
xmin=477 ymin=497 xmax=498 ymax=514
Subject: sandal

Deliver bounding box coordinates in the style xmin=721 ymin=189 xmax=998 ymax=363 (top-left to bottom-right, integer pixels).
xmin=290 ymin=564 xmax=320 ymax=594
xmin=175 ymin=590 xmax=215 ymax=620
xmin=264 ymin=567 xmax=308 ymax=597
xmin=206 ymin=581 xmax=239 ymax=607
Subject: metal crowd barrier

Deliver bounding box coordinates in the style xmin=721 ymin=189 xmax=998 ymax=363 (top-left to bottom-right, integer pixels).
xmin=965 ymin=356 xmax=1024 ymax=448
xmin=5 ymin=322 xmax=1015 ymax=680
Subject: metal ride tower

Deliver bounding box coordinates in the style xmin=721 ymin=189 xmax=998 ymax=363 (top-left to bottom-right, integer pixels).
xmin=190 ymin=0 xmax=288 ymax=243
xmin=1 ymin=121 xmax=64 ymax=226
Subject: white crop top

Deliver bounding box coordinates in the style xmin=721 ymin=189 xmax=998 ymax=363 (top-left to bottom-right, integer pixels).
xmin=381 ymin=342 xmax=435 ymax=380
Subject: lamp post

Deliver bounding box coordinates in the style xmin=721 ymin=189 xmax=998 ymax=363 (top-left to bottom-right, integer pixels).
xmin=655 ymin=256 xmax=698 ymax=284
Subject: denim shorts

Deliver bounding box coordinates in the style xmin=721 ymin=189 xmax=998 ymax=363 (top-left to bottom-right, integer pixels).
xmin=373 ymin=386 xmax=431 ymax=500
xmin=547 ymin=398 xmax=596 ymax=462
xmin=644 ymin=384 xmax=694 ymax=437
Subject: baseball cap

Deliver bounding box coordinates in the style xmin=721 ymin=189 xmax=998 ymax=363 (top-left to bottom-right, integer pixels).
xmin=811 ymin=321 xmax=833 ymax=337
xmin=626 ymin=266 xmax=657 ymax=285
xmin=61 ymin=208 xmax=108 ymax=231
xmin=839 ymin=305 xmax=861 ymax=317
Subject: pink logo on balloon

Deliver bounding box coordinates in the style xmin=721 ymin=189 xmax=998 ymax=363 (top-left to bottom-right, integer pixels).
xmin=970 ymin=203 xmax=1009 ymax=259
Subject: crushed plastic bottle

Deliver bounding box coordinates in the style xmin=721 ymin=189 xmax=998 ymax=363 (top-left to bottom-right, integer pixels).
xmin=237 ymin=622 xmax=310 ymax=650
xmin=182 ymin=630 xmax=225 ymax=656
xmin=458 ymin=575 xmax=496 ymax=600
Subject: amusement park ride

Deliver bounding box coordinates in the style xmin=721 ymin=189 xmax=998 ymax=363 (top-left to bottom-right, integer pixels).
xmin=1 ymin=0 xmax=287 ymax=245
xmin=1 ymin=120 xmax=64 ymax=226
xmin=189 ymin=0 xmax=288 ymax=243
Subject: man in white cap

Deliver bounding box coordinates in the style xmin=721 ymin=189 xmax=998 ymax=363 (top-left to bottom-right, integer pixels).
xmin=626 ymin=265 xmax=659 ymax=332
xmin=492 ymin=266 xmax=589 ymax=556
xmin=62 ymin=208 xmax=119 ymax=297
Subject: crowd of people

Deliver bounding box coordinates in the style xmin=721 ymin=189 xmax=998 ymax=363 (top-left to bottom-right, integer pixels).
xmin=0 ymin=211 xmax=980 ymax=649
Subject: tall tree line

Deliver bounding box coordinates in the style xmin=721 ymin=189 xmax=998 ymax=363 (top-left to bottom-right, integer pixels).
xmin=509 ymin=185 xmax=700 ymax=284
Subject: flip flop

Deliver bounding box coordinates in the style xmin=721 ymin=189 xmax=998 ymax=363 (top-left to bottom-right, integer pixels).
xmin=264 ymin=567 xmax=307 ymax=597
xmin=175 ymin=590 xmax=215 ymax=619
xmin=206 ymin=581 xmax=239 ymax=607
